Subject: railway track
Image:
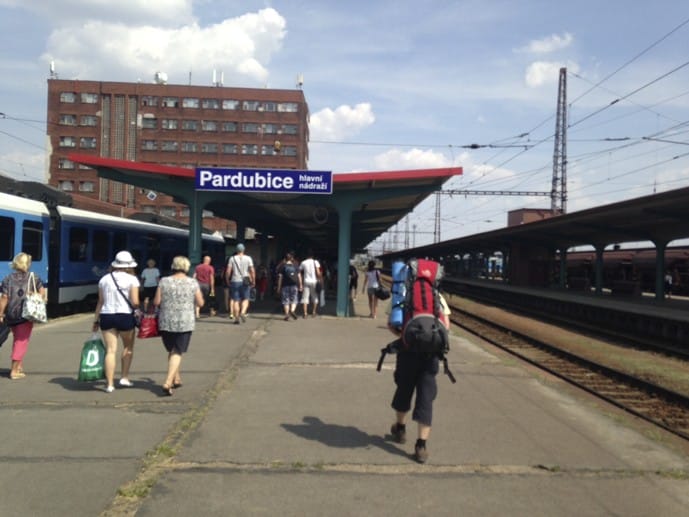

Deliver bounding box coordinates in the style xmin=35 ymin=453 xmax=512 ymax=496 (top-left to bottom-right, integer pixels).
xmin=450 ymin=303 xmax=689 ymax=441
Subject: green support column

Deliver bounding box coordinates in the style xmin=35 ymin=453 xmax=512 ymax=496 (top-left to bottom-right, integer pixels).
xmin=187 ymin=191 xmax=202 ymax=269
xmin=335 ymin=204 xmax=353 ymax=317
xmin=594 ymin=245 xmax=604 ymax=295
xmin=559 ymin=248 xmax=567 ymax=288
xmin=655 ymin=240 xmax=667 ymax=300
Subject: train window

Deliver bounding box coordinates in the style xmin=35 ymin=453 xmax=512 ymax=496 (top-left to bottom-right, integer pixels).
xmin=93 ymin=230 xmax=109 ymax=262
xmin=68 ymin=227 xmax=88 ymax=262
xmin=22 ymin=221 xmax=43 ymax=261
xmin=0 ymin=216 xmax=15 ymax=261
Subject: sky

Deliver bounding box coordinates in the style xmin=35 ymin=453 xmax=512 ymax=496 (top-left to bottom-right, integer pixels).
xmin=1 ymin=0 xmax=688 ymax=252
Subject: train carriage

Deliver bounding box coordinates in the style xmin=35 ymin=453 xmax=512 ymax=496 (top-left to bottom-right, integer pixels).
xmin=0 ymin=192 xmax=226 ymax=317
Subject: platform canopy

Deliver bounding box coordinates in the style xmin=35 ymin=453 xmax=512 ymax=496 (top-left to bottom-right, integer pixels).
xmin=69 ymin=154 xmax=462 ymax=254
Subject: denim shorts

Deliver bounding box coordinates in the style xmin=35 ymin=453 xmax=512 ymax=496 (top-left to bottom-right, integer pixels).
xmin=230 ymin=281 xmax=251 ymax=301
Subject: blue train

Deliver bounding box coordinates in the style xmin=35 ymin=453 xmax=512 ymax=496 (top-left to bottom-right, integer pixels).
xmin=0 ymin=191 xmax=226 ymax=317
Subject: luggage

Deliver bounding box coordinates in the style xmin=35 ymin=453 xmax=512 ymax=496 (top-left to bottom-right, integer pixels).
xmin=78 ymin=333 xmax=106 ymax=382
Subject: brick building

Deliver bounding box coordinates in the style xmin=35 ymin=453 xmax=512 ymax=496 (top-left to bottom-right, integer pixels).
xmin=46 ymin=77 xmax=309 ymax=234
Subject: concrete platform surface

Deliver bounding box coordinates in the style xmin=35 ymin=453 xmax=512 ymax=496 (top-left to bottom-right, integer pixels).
xmin=0 ymin=294 xmax=688 ymax=516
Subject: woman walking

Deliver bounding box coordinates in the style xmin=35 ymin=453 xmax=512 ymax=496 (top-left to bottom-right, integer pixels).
xmin=362 ymin=260 xmax=381 ymax=318
xmin=153 ymin=256 xmax=204 ymax=396
xmin=93 ymin=251 xmax=140 ymax=393
xmin=0 ymin=252 xmax=46 ymax=379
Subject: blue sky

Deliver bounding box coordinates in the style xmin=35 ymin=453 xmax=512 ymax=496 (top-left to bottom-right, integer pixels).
xmin=1 ymin=0 xmax=688 ymax=250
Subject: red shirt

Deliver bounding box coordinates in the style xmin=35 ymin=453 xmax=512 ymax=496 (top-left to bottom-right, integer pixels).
xmin=194 ymin=263 xmax=215 ymax=285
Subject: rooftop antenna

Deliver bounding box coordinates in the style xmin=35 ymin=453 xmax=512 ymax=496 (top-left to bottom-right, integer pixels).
xmin=296 ymin=73 xmax=304 ymax=89
xmin=49 ymin=60 xmax=58 ymax=80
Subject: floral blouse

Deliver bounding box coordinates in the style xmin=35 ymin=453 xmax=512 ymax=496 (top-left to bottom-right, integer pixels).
xmin=157 ymin=275 xmax=200 ymax=333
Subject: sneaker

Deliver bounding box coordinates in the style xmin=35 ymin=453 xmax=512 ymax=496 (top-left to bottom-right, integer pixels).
xmin=234 ymin=320 xmax=240 ymax=325
xmin=105 ymin=385 xmax=115 ymax=393
xmin=284 ymin=316 xmax=290 ymax=321
xmin=290 ymin=311 xmax=298 ymax=320
xmin=118 ymin=378 xmax=133 ymax=387
xmin=240 ymin=314 xmax=246 ymax=323
xmin=390 ymin=423 xmax=406 ymax=444
xmin=414 ymin=444 xmax=429 ymax=464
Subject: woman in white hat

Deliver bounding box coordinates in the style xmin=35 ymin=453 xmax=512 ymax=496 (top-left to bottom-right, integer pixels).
xmin=93 ymin=251 xmax=141 ymax=393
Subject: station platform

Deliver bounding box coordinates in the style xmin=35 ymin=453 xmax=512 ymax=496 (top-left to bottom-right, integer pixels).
xmin=1 ymin=291 xmax=688 ymax=516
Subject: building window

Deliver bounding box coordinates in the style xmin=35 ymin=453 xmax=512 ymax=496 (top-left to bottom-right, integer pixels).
xmin=201 ymin=120 xmax=217 ymax=131
xmin=261 ymin=123 xmax=278 ymax=134
xmin=80 ymin=137 xmax=97 ymax=148
xmin=59 ymin=136 xmax=76 ymax=148
xmin=59 ymin=114 xmax=77 ymax=126
xmin=283 ymin=146 xmax=297 ymax=156
xmin=262 ymin=102 xmax=277 ymax=112
xmin=59 ymin=180 xmax=74 ymax=191
xmin=221 ymin=121 xmax=237 ymax=132
xmin=181 ymin=142 xmax=197 ymax=152
xmin=162 ymin=119 xmax=178 ymax=130
xmin=141 ymin=140 xmax=157 ymax=150
xmin=60 ymin=92 xmax=77 ymax=103
xmin=241 ymin=144 xmax=258 ymax=155
xmin=182 ymin=98 xmax=199 ymax=108
xmin=141 ymin=95 xmax=158 ymax=107
xmin=281 ymin=124 xmax=298 ymax=135
xmin=180 ymin=207 xmax=190 ymax=217
xmin=181 ymin=120 xmax=198 ymax=131
xmin=202 ymin=99 xmax=220 ymax=109
xmin=142 ymin=117 xmax=157 ymax=129
xmin=222 ymin=143 xmax=238 ymax=154
xmin=79 ymin=181 xmax=95 ymax=192
xmin=242 ymin=100 xmax=260 ymax=111
xmin=80 ymin=115 xmax=98 ymax=126
xmin=141 ymin=205 xmax=156 ymax=213
xmin=78 ymin=164 xmax=92 ymax=170
xmin=162 ymin=97 xmax=179 ymax=108
xmin=81 ymin=93 xmax=99 ymax=104
xmin=160 ymin=141 xmax=178 ymax=151
xmin=201 ymin=143 xmax=218 ymax=153
xmin=261 ymin=145 xmax=278 ymax=155
xmin=242 ymin=123 xmax=260 ymax=133
xmin=278 ymin=102 xmax=298 ymax=113
xmin=222 ymin=99 xmax=239 ymax=110
xmin=160 ymin=206 xmax=177 ymax=217
xmin=58 ymin=158 xmax=75 ymax=169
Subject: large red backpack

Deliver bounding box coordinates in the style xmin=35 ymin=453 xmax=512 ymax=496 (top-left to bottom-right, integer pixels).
xmin=378 ymin=258 xmax=455 ymax=383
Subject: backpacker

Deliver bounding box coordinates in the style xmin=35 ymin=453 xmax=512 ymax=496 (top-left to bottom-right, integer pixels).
xmin=378 ymin=258 xmax=455 ymax=383
xmin=282 ymin=262 xmax=298 ymax=285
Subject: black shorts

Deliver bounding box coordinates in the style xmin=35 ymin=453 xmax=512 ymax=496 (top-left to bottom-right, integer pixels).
xmin=161 ymin=331 xmax=192 ymax=354
xmin=391 ymin=350 xmax=439 ymax=426
xmin=99 ymin=313 xmax=136 ymax=331
xmin=142 ymin=286 xmax=157 ymax=300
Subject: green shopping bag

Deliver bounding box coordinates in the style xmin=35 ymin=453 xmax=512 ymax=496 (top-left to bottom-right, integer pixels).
xmin=78 ymin=333 xmax=106 ymax=382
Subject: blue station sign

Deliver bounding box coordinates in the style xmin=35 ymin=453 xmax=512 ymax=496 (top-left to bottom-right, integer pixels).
xmin=195 ymin=167 xmax=332 ymax=194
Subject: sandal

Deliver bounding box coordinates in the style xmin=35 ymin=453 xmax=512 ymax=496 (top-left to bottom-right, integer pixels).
xmin=10 ymin=372 xmax=26 ymax=380
xmin=173 ymin=380 xmax=183 ymax=388
xmin=162 ymin=384 xmax=174 ymax=396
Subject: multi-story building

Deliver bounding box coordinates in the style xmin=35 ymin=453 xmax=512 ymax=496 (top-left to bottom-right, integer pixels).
xmin=46 ymin=77 xmax=309 ymax=232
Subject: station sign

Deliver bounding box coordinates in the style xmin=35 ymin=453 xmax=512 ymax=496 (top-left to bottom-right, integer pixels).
xmin=195 ymin=167 xmax=332 ymax=194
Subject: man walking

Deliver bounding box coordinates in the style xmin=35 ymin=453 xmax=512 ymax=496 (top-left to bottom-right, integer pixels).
xmin=193 ymin=254 xmax=215 ymax=318
xmin=299 ymin=250 xmax=322 ymax=318
xmin=225 ymin=243 xmax=255 ymax=325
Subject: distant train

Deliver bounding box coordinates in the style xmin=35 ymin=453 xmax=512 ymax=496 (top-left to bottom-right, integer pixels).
xmin=0 ymin=191 xmax=226 ymax=317
xmin=564 ymin=246 xmax=689 ymax=296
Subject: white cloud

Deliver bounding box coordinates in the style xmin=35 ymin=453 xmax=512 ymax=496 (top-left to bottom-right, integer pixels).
xmin=525 ymin=60 xmax=580 ymax=87
xmin=42 ymin=8 xmax=286 ymax=84
xmin=517 ymin=32 xmax=573 ymax=54
xmin=309 ymin=103 xmax=375 ymax=141
xmin=373 ymin=148 xmax=452 ymax=170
